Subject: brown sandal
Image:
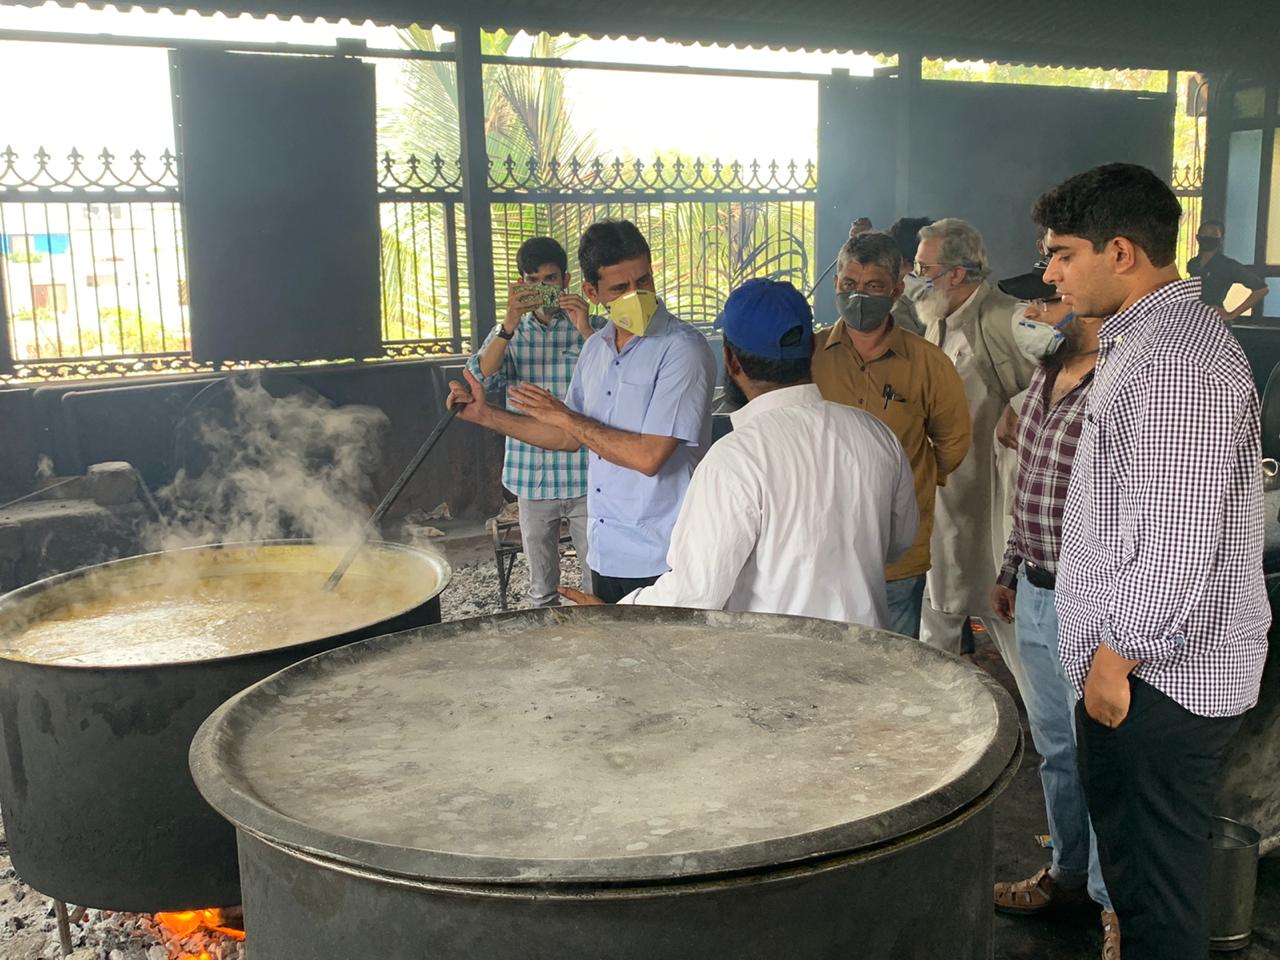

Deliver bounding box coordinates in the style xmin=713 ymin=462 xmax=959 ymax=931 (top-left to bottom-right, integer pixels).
xmin=993 ymin=866 xmax=1084 ymax=915
xmin=1100 ymin=910 xmax=1121 ymax=960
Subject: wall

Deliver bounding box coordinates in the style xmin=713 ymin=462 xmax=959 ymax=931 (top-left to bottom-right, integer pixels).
xmin=816 ymin=76 xmax=1174 ymax=324
xmin=0 ymin=358 xmax=505 ymax=523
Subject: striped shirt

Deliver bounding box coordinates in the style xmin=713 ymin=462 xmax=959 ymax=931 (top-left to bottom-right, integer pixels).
xmin=466 ymin=311 xmax=605 ymax=501
xmin=997 ymin=363 xmax=1093 ymax=587
xmin=1055 ymin=279 xmax=1270 ymax=717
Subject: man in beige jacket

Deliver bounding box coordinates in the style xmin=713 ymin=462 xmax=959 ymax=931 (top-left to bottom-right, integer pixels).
xmin=912 ymin=218 xmax=1034 ymax=658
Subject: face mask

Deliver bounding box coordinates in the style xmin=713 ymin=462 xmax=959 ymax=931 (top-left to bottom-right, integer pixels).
xmin=1196 ymin=235 xmax=1221 ymax=251
xmin=836 ymin=291 xmax=895 ymax=332
xmin=901 ymin=274 xmax=928 ymax=302
xmin=606 ymin=289 xmax=660 ymax=336
xmin=1013 ymin=306 xmax=1073 ymax=363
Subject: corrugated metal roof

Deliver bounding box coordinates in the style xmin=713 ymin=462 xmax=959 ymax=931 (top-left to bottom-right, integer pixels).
xmin=1 ymin=0 xmax=1273 ymax=72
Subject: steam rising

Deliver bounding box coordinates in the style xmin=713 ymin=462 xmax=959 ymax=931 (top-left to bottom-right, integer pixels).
xmin=148 ymin=377 xmax=390 ymax=551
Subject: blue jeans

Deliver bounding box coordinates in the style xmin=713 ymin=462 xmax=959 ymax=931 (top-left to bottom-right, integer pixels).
xmin=1015 ymin=571 xmax=1112 ymax=911
xmin=884 ymin=574 xmax=925 ymax=639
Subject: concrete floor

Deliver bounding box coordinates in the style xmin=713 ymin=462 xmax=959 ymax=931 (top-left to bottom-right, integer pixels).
xmin=975 ymin=638 xmax=1280 ymax=960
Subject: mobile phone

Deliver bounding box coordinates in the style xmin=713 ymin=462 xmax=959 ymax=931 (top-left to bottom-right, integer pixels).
xmin=532 ymin=282 xmax=562 ymax=311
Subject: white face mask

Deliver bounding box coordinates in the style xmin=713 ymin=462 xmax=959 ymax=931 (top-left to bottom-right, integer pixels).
xmin=902 ymin=274 xmax=929 ymax=302
xmin=1012 ymin=304 xmax=1070 ymax=363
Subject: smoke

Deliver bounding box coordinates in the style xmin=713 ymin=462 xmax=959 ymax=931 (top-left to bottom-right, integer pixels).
xmin=147 ymin=376 xmax=390 ymax=552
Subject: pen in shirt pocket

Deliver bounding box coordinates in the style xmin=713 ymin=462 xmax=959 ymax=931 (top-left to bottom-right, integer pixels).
xmin=882 ymin=384 xmax=907 ymax=409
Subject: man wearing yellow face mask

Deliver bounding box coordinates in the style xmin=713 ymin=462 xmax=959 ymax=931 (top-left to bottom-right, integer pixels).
xmin=448 ymin=220 xmax=716 ymax=603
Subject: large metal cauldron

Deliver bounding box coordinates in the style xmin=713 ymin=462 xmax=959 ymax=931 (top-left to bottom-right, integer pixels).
xmin=192 ymin=606 xmax=1022 ymax=960
xmin=1216 ymin=488 xmax=1280 ymax=854
xmin=0 ymin=539 xmax=450 ymax=911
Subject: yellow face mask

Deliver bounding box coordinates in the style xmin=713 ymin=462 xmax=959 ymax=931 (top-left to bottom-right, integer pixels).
xmin=606 ymin=289 xmax=660 ymax=336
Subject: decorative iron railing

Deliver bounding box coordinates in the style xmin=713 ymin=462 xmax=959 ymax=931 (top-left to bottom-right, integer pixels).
xmin=0 ymin=145 xmax=180 ymax=197
xmin=2 ymin=147 xmax=818 ymax=383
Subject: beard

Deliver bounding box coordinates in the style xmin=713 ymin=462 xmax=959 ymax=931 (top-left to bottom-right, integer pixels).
xmin=721 ymin=372 xmax=749 ymax=411
xmin=915 ymin=285 xmax=952 ymax=328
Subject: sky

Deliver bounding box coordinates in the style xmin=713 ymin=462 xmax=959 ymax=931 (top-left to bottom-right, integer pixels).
xmin=0 ymin=2 xmax=888 ymax=166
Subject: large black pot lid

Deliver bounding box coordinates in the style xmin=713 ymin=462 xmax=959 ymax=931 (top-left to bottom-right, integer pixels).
xmin=191 ymin=606 xmax=1019 ymax=884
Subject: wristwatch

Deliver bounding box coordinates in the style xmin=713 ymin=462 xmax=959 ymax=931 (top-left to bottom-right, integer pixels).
xmin=496 ymin=326 xmax=516 ymax=340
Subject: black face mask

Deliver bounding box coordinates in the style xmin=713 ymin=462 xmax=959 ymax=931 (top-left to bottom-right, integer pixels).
xmin=1196 ymin=235 xmax=1221 ymax=251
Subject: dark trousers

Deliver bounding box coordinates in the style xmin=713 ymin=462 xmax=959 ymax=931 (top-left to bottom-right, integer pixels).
xmin=1075 ymin=677 xmax=1242 ymax=960
xmin=590 ymin=570 xmax=660 ymax=604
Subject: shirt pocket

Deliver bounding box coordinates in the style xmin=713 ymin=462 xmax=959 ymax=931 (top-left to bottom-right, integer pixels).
xmin=614 ymin=376 xmax=658 ymax=430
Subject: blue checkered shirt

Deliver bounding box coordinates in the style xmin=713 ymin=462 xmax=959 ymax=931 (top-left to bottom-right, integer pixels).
xmin=1055 ymin=279 xmax=1270 ymax=717
xmin=466 ymin=311 xmax=605 ymax=501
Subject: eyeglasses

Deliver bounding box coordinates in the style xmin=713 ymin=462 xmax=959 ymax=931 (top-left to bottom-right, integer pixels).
xmin=912 ymin=261 xmax=953 ymax=277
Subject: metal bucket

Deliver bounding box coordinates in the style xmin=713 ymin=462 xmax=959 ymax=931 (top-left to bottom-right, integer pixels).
xmin=1209 ymin=816 xmax=1261 ymax=952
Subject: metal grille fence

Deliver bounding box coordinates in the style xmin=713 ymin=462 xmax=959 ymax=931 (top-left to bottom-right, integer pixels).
xmin=488 ymin=156 xmax=817 ymax=331
xmin=0 ymin=146 xmax=192 ymax=380
xmin=2 ymin=147 xmax=817 ymax=381
xmin=1173 ymin=162 xmax=1205 ymax=270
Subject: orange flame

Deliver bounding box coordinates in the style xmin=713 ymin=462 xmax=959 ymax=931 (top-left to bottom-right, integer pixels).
xmin=155 ymin=908 xmax=247 ymax=942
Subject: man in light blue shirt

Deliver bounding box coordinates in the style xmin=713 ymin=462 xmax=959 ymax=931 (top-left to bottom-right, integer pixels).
xmin=449 ymin=220 xmax=715 ymax=602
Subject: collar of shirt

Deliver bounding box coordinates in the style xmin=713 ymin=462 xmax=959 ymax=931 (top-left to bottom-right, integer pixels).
xmin=1098 ymin=278 xmax=1200 ymax=346
xmin=728 ymin=383 xmax=822 ymax=430
xmin=822 ymin=317 xmax=908 ymax=361
xmin=519 ymin=308 xmax=569 ymax=331
xmin=943 ymin=283 xmax=987 ymax=331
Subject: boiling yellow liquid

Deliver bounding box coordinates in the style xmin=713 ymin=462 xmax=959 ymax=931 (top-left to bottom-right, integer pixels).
xmin=1 ymin=545 xmax=436 ymax=667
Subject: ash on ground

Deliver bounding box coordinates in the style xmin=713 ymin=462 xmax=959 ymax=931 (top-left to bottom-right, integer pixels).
xmin=0 ymin=549 xmax=579 ymax=960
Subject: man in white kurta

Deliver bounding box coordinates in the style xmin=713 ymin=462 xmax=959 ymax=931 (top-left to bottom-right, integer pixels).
xmin=912 ymin=219 xmax=1033 ymax=654
xmin=561 ymin=278 xmax=918 ymax=627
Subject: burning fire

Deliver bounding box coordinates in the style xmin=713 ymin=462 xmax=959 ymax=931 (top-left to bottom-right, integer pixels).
xmin=154 ymin=908 xmax=247 ymax=957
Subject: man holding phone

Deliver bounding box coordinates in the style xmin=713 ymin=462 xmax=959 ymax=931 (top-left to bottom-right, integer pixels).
xmin=466 ymin=236 xmax=602 ymax=607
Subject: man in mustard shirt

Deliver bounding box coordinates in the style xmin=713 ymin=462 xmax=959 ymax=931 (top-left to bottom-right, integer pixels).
xmin=812 ymin=231 xmax=972 ymax=638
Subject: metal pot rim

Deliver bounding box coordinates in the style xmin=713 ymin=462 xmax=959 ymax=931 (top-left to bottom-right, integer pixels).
xmin=190 ymin=606 xmax=1022 ymax=886
xmin=0 ymin=538 xmax=453 ymax=671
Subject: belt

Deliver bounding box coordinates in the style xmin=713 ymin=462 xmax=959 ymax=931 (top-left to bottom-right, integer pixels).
xmin=1024 ymin=561 xmax=1056 ymax=591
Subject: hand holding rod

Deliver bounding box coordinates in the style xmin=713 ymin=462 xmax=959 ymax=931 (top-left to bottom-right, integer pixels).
xmin=323 ymin=407 xmax=459 ymax=592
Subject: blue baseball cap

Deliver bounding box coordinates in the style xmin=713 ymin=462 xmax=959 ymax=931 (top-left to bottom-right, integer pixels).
xmin=713 ymin=278 xmax=814 ymax=361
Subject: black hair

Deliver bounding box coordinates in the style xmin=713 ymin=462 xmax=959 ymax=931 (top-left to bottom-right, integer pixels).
xmin=1200 ymin=218 xmax=1225 ymax=233
xmin=725 ymin=334 xmax=810 ymax=386
xmin=516 ymin=236 xmax=568 ymax=276
xmin=1032 ymin=163 xmax=1182 ymax=268
xmin=577 ymin=220 xmax=651 ymax=285
xmin=839 ymin=231 xmax=903 ymax=278
xmin=887 ymin=216 xmax=934 ymax=263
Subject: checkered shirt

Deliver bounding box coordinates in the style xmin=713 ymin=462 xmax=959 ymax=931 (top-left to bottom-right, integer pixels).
xmin=998 ymin=364 xmax=1093 ymax=587
xmin=1055 ymin=279 xmax=1270 ymax=717
xmin=466 ymin=311 xmax=604 ymax=501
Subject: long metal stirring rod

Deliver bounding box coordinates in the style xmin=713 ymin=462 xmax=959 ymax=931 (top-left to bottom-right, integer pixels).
xmin=323 ymin=407 xmax=459 ymax=592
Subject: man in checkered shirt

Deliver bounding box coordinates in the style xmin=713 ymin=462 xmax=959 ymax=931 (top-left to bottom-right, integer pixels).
xmin=1036 ymin=163 xmax=1270 ymax=960
xmin=988 ymin=261 xmax=1117 ymax=959
xmin=467 ymin=237 xmax=604 ymax=607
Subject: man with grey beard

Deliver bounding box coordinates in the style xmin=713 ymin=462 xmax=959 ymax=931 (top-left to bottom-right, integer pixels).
xmin=911 ymin=218 xmax=1033 ymax=655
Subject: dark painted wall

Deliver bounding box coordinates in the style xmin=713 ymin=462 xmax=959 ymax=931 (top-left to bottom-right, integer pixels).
xmin=816 ymin=76 xmax=1174 ymax=324
xmin=174 ymin=50 xmax=382 ymax=364
xmin=0 ymin=360 xmax=505 ymax=522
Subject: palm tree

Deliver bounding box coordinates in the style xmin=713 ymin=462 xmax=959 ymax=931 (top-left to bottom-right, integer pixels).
xmin=377 ymin=29 xmax=600 ymax=346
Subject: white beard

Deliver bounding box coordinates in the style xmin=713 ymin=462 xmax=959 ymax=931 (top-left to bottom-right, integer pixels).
xmin=915 ymin=285 xmax=952 ymax=328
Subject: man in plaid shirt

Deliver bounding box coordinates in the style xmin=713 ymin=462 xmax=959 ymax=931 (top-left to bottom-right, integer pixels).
xmin=1036 ymin=163 xmax=1270 ymax=960
xmin=467 ymin=237 xmax=603 ymax=607
xmin=987 ymin=263 xmax=1116 ymax=959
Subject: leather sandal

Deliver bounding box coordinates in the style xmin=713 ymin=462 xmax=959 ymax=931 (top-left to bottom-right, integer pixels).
xmin=993 ymin=866 xmax=1086 ymax=915
xmin=1100 ymin=910 xmax=1121 ymax=960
